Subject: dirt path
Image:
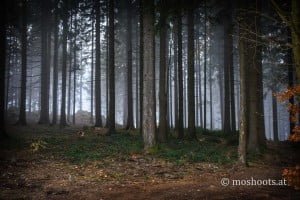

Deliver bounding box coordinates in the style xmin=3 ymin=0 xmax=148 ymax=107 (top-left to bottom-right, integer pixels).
xmin=0 ymin=126 xmax=300 ymax=199
xmin=1 ymin=151 xmax=299 ymax=199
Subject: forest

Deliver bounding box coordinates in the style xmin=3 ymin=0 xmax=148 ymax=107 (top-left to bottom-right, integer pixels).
xmin=0 ymin=0 xmax=300 ymax=199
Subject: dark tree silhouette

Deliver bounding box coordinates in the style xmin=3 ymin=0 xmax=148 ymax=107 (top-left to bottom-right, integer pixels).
xmin=176 ymin=10 xmax=184 ymax=139
xmin=223 ymin=2 xmax=232 ymax=133
xmin=39 ymin=0 xmax=50 ymax=124
xmin=95 ymin=0 xmax=102 ymax=127
xmin=142 ymin=0 xmax=156 ymax=149
xmin=139 ymin=0 xmax=144 ymax=133
xmin=126 ymin=0 xmax=134 ymax=130
xmin=52 ymin=0 xmax=59 ymax=125
xmin=90 ymin=8 xmax=95 ymax=124
xmin=107 ymin=0 xmax=115 ymax=134
xmin=18 ymin=0 xmax=27 ymax=125
xmin=60 ymin=0 xmax=69 ymax=127
xmin=0 ymin=0 xmax=7 ymax=137
xmin=187 ymin=7 xmax=196 ymax=139
xmin=158 ymin=0 xmax=168 ymax=142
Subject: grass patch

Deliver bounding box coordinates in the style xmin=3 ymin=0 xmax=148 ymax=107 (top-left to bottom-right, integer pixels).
xmin=149 ymin=139 xmax=237 ymax=165
xmin=2 ymin=125 xmax=238 ymax=165
xmin=44 ymin=131 xmax=144 ymax=163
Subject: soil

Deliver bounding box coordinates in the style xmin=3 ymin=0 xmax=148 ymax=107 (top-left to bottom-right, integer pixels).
xmin=0 ymin=126 xmax=300 ymax=200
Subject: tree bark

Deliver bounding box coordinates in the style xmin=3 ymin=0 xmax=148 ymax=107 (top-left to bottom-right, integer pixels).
xmin=247 ymin=0 xmax=266 ymax=151
xmin=72 ymin=11 xmax=78 ymax=125
xmin=18 ymin=0 xmax=27 ymax=125
xmin=67 ymin=15 xmax=73 ymax=123
xmin=105 ymin=0 xmax=109 ymax=127
xmin=142 ymin=0 xmax=156 ymax=149
xmin=126 ymin=0 xmax=134 ymax=130
xmin=287 ymin=28 xmax=295 ymax=134
xmin=203 ymin=0 xmax=207 ymax=131
xmin=139 ymin=0 xmax=144 ymax=133
xmin=60 ymin=0 xmax=68 ymax=127
xmin=135 ymin=20 xmax=139 ymax=128
xmin=223 ymin=3 xmax=232 ymax=133
xmin=39 ymin=1 xmax=50 ymax=124
xmin=291 ymin=0 xmax=300 ymax=82
xmin=238 ymin=17 xmax=248 ymax=165
xmin=107 ymin=0 xmax=115 ymax=134
xmin=197 ymin=38 xmax=203 ymax=128
xmin=187 ymin=7 xmax=196 ymax=139
xmin=227 ymin=3 xmax=236 ymax=132
xmin=158 ymin=2 xmax=168 ymax=142
xmin=173 ymin=20 xmax=178 ymax=132
xmin=272 ymin=91 xmax=279 ymax=142
xmin=52 ymin=0 xmax=59 ymax=125
xmin=95 ymin=0 xmax=103 ymax=127
xmin=177 ymin=11 xmax=184 ymax=139
xmin=0 ymin=0 xmax=7 ymax=137
xmin=209 ymin=50 xmax=213 ymax=130
xmin=90 ymin=7 xmax=94 ymax=124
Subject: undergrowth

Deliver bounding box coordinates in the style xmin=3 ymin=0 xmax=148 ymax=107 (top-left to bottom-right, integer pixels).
xmin=1 ymin=125 xmax=238 ymax=165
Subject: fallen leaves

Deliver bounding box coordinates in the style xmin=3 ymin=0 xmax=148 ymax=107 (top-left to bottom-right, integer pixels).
xmin=283 ymin=165 xmax=300 ymax=190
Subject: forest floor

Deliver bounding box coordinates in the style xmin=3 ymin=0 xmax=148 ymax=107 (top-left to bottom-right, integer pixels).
xmin=0 ymin=125 xmax=300 ymax=199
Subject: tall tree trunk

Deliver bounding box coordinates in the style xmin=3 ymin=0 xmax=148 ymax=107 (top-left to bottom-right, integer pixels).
xmin=209 ymin=51 xmax=213 ymax=130
xmin=218 ymin=52 xmax=224 ymax=130
xmin=5 ymin=34 xmax=11 ymax=120
xmin=197 ymin=38 xmax=203 ymax=127
xmin=126 ymin=0 xmax=134 ymax=130
xmin=158 ymin=3 xmax=168 ymax=142
xmin=90 ymin=8 xmax=94 ymax=124
xmin=287 ymin=28 xmax=295 ymax=134
xmin=173 ymin=20 xmax=178 ymax=132
xmin=105 ymin=0 xmax=109 ymax=127
xmin=73 ymin=68 xmax=76 ymax=124
xmin=80 ymin=50 xmax=83 ymax=111
xmin=291 ymin=0 xmax=300 ymax=82
xmin=52 ymin=0 xmax=59 ymax=125
xmin=18 ymin=0 xmax=27 ymax=125
xmin=238 ymin=1 xmax=251 ymax=163
xmin=168 ymin=44 xmax=173 ymax=129
xmin=0 ymin=0 xmax=7 ymax=136
xmin=195 ymin=35 xmax=199 ymax=127
xmin=60 ymin=0 xmax=68 ymax=127
xmin=183 ymin=61 xmax=186 ymax=128
xmin=28 ymin=67 xmax=32 ymax=114
xmin=135 ymin=20 xmax=139 ymax=128
xmin=256 ymin=40 xmax=266 ymax=147
xmin=187 ymin=7 xmax=196 ymax=139
xmin=238 ymin=30 xmax=248 ymax=165
xmin=236 ymin=79 xmax=240 ymax=130
xmin=203 ymin=0 xmax=207 ymax=131
xmin=238 ymin=0 xmax=265 ymax=162
xmin=247 ymin=0 xmax=266 ymax=151
xmin=67 ymin=15 xmax=73 ymax=123
xmin=72 ymin=12 xmax=78 ymax=125
xmin=39 ymin=1 xmax=50 ymax=124
xmin=79 ymin=62 xmax=83 ymax=111
xmin=229 ymin=63 xmax=236 ymax=131
xmin=272 ymin=90 xmax=279 ymax=142
xmin=95 ymin=0 xmax=102 ymax=127
xmin=142 ymin=0 xmax=156 ymax=149
xmin=107 ymin=0 xmax=115 ymax=134
xmin=177 ymin=11 xmax=184 ymax=139
xmin=139 ymin=0 xmax=144 ymax=133
xmin=67 ymin=55 xmax=72 ymax=122
xmin=227 ymin=4 xmax=236 ymax=132
xmin=223 ymin=3 xmax=232 ymax=133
